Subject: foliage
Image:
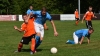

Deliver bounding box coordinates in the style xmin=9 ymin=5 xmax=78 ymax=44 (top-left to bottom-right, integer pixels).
xmin=0 ymin=0 xmax=100 ymax=14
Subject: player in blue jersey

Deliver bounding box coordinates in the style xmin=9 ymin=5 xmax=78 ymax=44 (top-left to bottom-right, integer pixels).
xmin=34 ymin=7 xmax=58 ymax=51
xmin=27 ymin=5 xmax=48 ymax=30
xmin=26 ymin=5 xmax=35 ymax=15
xmin=66 ymin=28 xmax=94 ymax=44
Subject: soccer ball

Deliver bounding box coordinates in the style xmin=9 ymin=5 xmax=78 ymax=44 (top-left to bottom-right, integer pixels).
xmin=50 ymin=47 xmax=57 ymax=54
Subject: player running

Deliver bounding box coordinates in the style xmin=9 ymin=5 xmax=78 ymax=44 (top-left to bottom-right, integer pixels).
xmin=82 ymin=6 xmax=97 ymax=28
xmin=26 ymin=5 xmax=48 ymax=30
xmin=33 ymin=7 xmax=58 ymax=51
xmin=74 ymin=9 xmax=79 ymax=25
xmin=14 ymin=14 xmax=36 ymax=54
xmin=66 ymin=28 xmax=94 ymax=44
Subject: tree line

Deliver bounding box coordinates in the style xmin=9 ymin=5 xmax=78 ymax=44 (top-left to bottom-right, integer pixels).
xmin=0 ymin=0 xmax=100 ymax=15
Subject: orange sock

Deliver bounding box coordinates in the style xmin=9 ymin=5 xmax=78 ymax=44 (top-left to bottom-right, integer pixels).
xmin=18 ymin=43 xmax=23 ymax=52
xmin=31 ymin=38 xmax=36 ymax=52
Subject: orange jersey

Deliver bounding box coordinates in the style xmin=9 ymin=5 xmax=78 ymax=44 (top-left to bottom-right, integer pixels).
xmin=74 ymin=11 xmax=79 ymax=18
xmin=21 ymin=18 xmax=36 ymax=37
xmin=84 ymin=11 xmax=94 ymax=21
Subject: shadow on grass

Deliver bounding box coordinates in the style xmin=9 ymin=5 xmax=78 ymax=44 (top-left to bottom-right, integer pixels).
xmin=21 ymin=49 xmax=43 ymax=52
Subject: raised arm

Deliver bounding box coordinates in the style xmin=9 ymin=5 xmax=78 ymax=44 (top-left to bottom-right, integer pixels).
xmin=25 ymin=12 xmax=33 ymax=23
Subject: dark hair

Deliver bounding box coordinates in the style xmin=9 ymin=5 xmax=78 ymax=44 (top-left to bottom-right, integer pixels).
xmin=89 ymin=27 xmax=94 ymax=31
xmin=22 ymin=14 xmax=26 ymax=17
xmin=89 ymin=6 xmax=92 ymax=8
xmin=41 ymin=7 xmax=47 ymax=12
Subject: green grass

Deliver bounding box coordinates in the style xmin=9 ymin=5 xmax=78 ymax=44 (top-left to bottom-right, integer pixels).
xmin=0 ymin=20 xmax=100 ymax=56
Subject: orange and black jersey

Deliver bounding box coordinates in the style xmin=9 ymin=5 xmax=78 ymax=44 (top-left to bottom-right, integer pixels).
xmin=21 ymin=18 xmax=36 ymax=37
xmin=74 ymin=11 xmax=79 ymax=18
xmin=84 ymin=11 xmax=94 ymax=21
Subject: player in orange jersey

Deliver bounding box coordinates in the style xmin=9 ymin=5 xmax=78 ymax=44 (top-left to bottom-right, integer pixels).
xmin=14 ymin=14 xmax=36 ymax=54
xmin=74 ymin=9 xmax=79 ymax=25
xmin=82 ymin=6 xmax=97 ymax=28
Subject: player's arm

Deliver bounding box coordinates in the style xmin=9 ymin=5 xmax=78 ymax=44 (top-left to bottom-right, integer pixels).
xmin=82 ymin=12 xmax=87 ymax=23
xmin=50 ymin=20 xmax=58 ymax=36
xmin=79 ymin=36 xmax=84 ymax=44
xmin=25 ymin=12 xmax=33 ymax=23
xmin=14 ymin=26 xmax=23 ymax=32
xmin=87 ymin=37 xmax=90 ymax=44
xmin=74 ymin=11 xmax=76 ymax=18
xmin=81 ymin=15 xmax=85 ymax=23
xmin=92 ymin=13 xmax=97 ymax=18
xmin=47 ymin=12 xmax=58 ymax=36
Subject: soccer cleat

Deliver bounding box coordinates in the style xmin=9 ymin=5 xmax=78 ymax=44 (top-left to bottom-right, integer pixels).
xmin=34 ymin=49 xmax=37 ymax=53
xmin=30 ymin=51 xmax=34 ymax=55
xmin=66 ymin=40 xmax=70 ymax=44
xmin=14 ymin=50 xmax=20 ymax=53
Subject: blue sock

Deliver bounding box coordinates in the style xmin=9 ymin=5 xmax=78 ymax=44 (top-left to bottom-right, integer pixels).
xmin=67 ymin=40 xmax=75 ymax=44
xmin=35 ymin=35 xmax=42 ymax=49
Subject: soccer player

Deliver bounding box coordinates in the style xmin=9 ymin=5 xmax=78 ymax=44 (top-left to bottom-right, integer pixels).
xmin=66 ymin=28 xmax=94 ymax=44
xmin=74 ymin=9 xmax=79 ymax=25
xmin=34 ymin=7 xmax=58 ymax=51
xmin=14 ymin=14 xmax=36 ymax=54
xmin=26 ymin=5 xmax=35 ymax=15
xmin=82 ymin=6 xmax=97 ymax=28
xmin=26 ymin=5 xmax=48 ymax=30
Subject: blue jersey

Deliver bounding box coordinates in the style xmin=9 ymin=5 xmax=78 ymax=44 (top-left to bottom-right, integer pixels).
xmin=75 ymin=29 xmax=90 ymax=38
xmin=34 ymin=11 xmax=52 ymax=25
xmin=26 ymin=9 xmax=35 ymax=15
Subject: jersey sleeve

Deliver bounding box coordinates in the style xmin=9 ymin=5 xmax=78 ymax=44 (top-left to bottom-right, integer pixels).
xmin=21 ymin=23 xmax=26 ymax=31
xmin=27 ymin=10 xmax=30 ymax=15
xmin=82 ymin=31 xmax=87 ymax=37
xmin=46 ymin=12 xmax=52 ymax=21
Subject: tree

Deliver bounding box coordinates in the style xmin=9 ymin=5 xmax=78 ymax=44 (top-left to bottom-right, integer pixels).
xmin=0 ymin=0 xmax=10 ymax=14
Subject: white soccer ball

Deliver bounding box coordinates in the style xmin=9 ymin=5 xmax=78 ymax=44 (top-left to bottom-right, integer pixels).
xmin=50 ymin=47 xmax=57 ymax=54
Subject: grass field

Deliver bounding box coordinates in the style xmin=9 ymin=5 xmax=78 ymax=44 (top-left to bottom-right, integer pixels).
xmin=0 ymin=20 xmax=100 ymax=56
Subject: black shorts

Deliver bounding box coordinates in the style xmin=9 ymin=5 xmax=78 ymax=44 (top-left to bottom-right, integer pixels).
xmin=20 ymin=34 xmax=35 ymax=44
xmin=85 ymin=21 xmax=92 ymax=28
xmin=75 ymin=18 xmax=79 ymax=21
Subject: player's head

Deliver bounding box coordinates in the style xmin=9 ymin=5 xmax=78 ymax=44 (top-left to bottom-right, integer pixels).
xmin=22 ymin=14 xmax=27 ymax=21
xmin=89 ymin=6 xmax=92 ymax=11
xmin=29 ymin=5 xmax=33 ymax=10
xmin=41 ymin=7 xmax=47 ymax=16
xmin=76 ymin=9 xmax=78 ymax=11
xmin=88 ymin=27 xmax=94 ymax=34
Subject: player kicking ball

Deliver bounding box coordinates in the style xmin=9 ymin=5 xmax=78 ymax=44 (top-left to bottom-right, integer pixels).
xmin=66 ymin=28 xmax=94 ymax=44
xmin=33 ymin=7 xmax=58 ymax=51
xmin=14 ymin=14 xmax=36 ymax=54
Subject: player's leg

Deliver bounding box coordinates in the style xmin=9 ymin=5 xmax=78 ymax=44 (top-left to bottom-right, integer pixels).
xmin=17 ymin=42 xmax=23 ymax=52
xmin=66 ymin=32 xmax=77 ymax=44
xmin=88 ymin=21 xmax=93 ymax=28
xmin=85 ymin=20 xmax=89 ymax=28
xmin=15 ymin=37 xmax=29 ymax=52
xmin=35 ymin=25 xmax=44 ymax=49
xmin=44 ymin=23 xmax=48 ymax=30
xmin=34 ymin=23 xmax=43 ymax=49
xmin=35 ymin=36 xmax=42 ymax=48
xmin=73 ymin=32 xmax=78 ymax=44
xmin=30 ymin=35 xmax=36 ymax=54
xmin=75 ymin=18 xmax=79 ymax=25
